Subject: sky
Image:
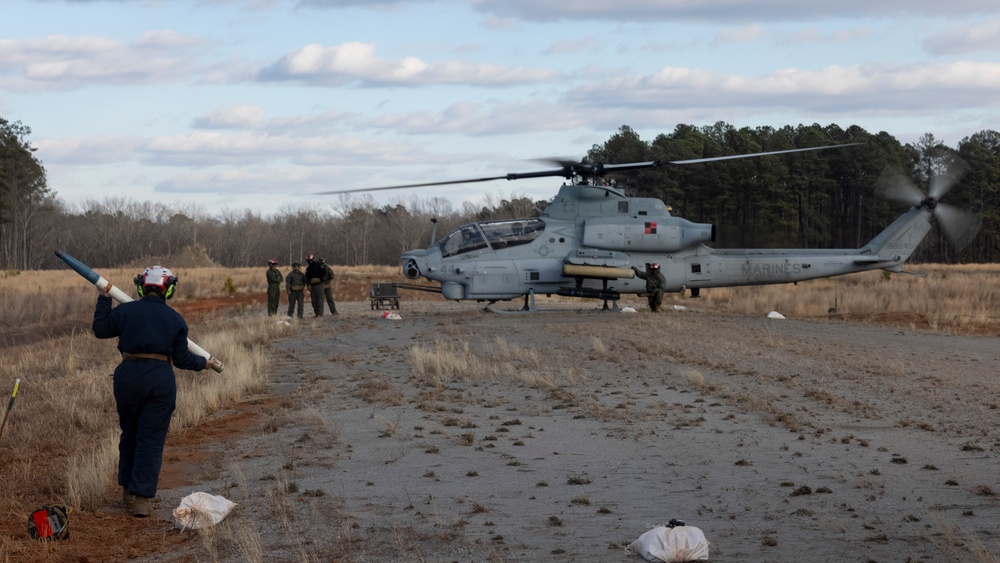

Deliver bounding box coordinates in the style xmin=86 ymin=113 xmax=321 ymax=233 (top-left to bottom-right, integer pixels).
xmin=3 ymin=0 xmax=1000 ymax=217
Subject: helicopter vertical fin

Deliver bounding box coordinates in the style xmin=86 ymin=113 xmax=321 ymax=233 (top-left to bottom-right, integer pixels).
xmin=857 ymin=206 xmax=932 ymax=265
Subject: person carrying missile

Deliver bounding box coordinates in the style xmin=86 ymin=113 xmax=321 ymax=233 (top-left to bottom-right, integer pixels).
xmin=320 ymin=257 xmax=338 ymax=315
xmin=92 ymin=265 xmax=221 ymax=517
xmin=632 ymin=262 xmax=667 ymax=312
xmin=304 ymin=253 xmax=326 ymax=317
xmin=285 ymin=262 xmax=306 ymax=319
xmin=266 ymin=258 xmax=282 ymax=316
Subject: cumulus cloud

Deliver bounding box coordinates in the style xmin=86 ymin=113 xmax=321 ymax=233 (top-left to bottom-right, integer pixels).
xmin=0 ymin=31 xmax=205 ymax=90
xmin=256 ymin=41 xmax=560 ymax=86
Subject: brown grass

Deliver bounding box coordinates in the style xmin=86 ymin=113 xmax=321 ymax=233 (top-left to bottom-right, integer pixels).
xmin=2 ymin=262 xmax=999 ymax=560
xmin=0 ymin=264 xmax=279 ymax=560
xmin=696 ymin=265 xmax=1000 ymax=335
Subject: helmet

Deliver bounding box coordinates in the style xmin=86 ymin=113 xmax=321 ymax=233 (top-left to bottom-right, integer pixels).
xmin=319 ymin=257 xmax=326 ymax=264
xmin=306 ymin=253 xmax=314 ymax=262
xmin=651 ymin=263 xmax=660 ymax=269
xmin=267 ymin=258 xmax=278 ymax=266
xmin=133 ymin=265 xmax=177 ymax=299
xmin=292 ymin=261 xmax=301 ymax=267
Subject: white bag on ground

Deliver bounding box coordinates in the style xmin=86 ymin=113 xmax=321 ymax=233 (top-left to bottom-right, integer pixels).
xmin=627 ymin=525 xmax=710 ymax=562
xmin=172 ymin=492 xmax=236 ymax=530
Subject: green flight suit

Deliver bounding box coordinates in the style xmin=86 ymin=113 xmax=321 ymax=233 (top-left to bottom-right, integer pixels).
xmin=266 ymin=266 xmax=283 ymax=316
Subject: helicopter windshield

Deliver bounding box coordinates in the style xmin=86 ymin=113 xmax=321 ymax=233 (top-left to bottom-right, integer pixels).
xmin=440 ymin=225 xmax=488 ymax=258
xmin=479 ymin=218 xmax=544 ymax=250
xmin=440 ymin=218 xmax=544 ymax=258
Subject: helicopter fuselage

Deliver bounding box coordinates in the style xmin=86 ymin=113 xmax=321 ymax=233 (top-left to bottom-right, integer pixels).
xmin=401 ymin=183 xmax=933 ymax=302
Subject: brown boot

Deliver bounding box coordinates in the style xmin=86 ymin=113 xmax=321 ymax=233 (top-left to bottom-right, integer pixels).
xmin=133 ymin=496 xmax=152 ymax=518
xmin=122 ymin=487 xmax=135 ymax=508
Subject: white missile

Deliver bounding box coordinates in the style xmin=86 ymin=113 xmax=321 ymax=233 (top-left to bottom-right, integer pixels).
xmin=55 ymin=249 xmax=224 ymax=373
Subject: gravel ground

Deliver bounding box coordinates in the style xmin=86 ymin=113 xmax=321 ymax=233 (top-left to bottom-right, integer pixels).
xmin=142 ymin=297 xmax=1000 ymax=562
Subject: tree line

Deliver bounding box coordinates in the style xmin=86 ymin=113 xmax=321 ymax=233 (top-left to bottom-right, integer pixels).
xmin=2 ymin=116 xmax=998 ymax=271
xmin=588 ymin=123 xmax=1000 ymax=264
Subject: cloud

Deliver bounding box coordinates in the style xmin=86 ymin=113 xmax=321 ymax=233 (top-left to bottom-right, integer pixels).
xmin=711 ymin=24 xmax=762 ymax=46
xmin=155 ymin=166 xmax=323 ymax=195
xmin=34 ymin=136 xmax=140 ymax=165
xmin=192 ymin=105 xmax=267 ymax=129
xmin=773 ymin=26 xmax=874 ymax=46
xmin=142 ymin=130 xmax=427 ymax=167
xmin=467 ymin=0 xmax=1000 ymax=22
xmin=0 ymin=32 xmax=205 ymax=90
xmin=256 ymin=41 xmax=561 ymax=86
xmin=544 ymin=37 xmax=602 ymax=56
xmin=923 ymin=19 xmax=1000 ymax=55
xmin=295 ymin=0 xmax=414 ymax=7
xmin=482 ymin=16 xmax=519 ymax=31
xmin=369 ymin=100 xmax=589 ymax=135
xmin=562 ymin=61 xmax=1000 ymax=115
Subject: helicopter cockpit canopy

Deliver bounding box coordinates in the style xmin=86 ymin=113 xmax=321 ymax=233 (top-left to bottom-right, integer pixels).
xmin=441 ymin=218 xmax=545 ymax=258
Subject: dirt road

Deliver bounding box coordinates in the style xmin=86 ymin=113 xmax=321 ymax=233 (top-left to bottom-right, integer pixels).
xmin=152 ymin=297 xmax=1000 ymax=562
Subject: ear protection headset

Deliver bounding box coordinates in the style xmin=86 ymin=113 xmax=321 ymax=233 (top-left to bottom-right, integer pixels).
xmin=134 ymin=265 xmax=178 ymax=299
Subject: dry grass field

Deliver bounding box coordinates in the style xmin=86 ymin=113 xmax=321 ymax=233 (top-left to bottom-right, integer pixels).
xmin=1 ymin=260 xmax=999 ymax=561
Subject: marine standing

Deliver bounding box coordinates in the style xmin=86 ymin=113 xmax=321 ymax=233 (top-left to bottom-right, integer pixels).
xmin=286 ymin=262 xmax=306 ymax=319
xmin=632 ymin=262 xmax=667 ymax=312
xmin=304 ymin=253 xmax=326 ymax=317
xmin=92 ymin=265 xmax=221 ymax=517
xmin=320 ymin=257 xmax=338 ymax=315
xmin=266 ymin=259 xmax=282 ymax=316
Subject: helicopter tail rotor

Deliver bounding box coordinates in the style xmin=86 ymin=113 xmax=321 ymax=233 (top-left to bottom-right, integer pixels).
xmin=876 ymin=155 xmax=981 ymax=253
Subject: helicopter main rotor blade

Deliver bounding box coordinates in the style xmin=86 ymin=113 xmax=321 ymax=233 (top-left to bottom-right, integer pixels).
xmin=316 ymin=174 xmax=515 ymax=195
xmin=319 ymin=142 xmax=863 ymax=194
xmin=585 ymin=143 xmax=864 ymax=174
xmin=666 ymin=143 xmax=864 ymax=165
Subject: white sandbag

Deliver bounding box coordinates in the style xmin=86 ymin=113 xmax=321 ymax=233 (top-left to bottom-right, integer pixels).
xmin=627 ymin=525 xmax=709 ymax=562
xmin=672 ymin=305 xmax=688 ymax=311
xmin=381 ymin=311 xmax=402 ymax=320
xmin=620 ymin=307 xmax=637 ymax=313
xmin=767 ymin=311 xmax=785 ymax=319
xmin=172 ymin=492 xmax=236 ymax=531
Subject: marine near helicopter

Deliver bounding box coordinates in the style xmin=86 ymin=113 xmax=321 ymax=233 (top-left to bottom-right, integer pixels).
xmin=322 ymin=145 xmax=981 ymax=311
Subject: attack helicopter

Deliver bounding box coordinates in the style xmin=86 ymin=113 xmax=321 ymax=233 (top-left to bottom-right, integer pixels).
xmin=322 ymin=146 xmax=980 ymax=310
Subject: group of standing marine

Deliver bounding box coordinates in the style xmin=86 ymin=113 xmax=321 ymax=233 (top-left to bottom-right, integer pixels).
xmin=266 ymin=253 xmax=338 ymax=318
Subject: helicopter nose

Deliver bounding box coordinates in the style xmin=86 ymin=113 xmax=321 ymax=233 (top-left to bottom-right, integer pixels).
xmin=404 ymin=258 xmax=421 ymax=280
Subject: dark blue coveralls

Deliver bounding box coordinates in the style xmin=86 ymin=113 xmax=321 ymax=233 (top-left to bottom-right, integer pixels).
xmin=93 ymin=293 xmax=207 ymax=499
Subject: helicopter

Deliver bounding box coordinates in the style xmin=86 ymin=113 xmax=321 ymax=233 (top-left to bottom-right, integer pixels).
xmin=322 ymin=145 xmax=981 ymax=311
